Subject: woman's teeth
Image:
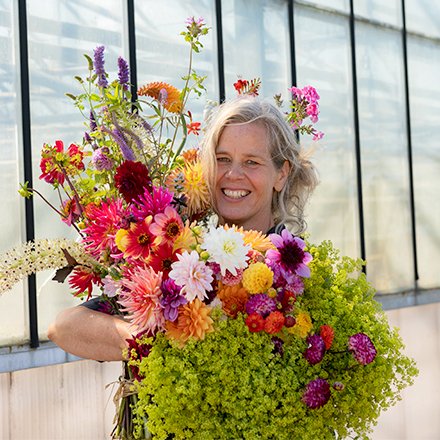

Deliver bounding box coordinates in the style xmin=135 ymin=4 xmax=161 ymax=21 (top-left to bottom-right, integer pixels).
xmin=223 ymin=189 xmax=249 ymax=199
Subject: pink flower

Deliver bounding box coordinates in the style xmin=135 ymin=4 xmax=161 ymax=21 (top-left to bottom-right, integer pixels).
xmin=119 ymin=266 xmax=164 ymax=333
xmin=169 ymin=250 xmax=214 ymax=302
xmin=150 ymin=206 xmax=184 ymax=245
xmin=131 ymin=186 xmax=174 ymax=221
xmin=313 ymin=130 xmax=324 ymax=141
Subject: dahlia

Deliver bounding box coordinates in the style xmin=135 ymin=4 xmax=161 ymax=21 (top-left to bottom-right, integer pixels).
xmin=68 ymin=267 xmax=102 ymax=299
xmin=271 ymin=336 xmax=284 ymax=356
xmin=264 ymin=311 xmax=285 ymax=334
xmin=148 ymin=243 xmax=180 ymax=278
xmin=168 ymin=250 xmax=214 ymax=302
xmin=172 ymin=221 xmax=198 ymax=252
xmin=221 ymin=268 xmax=243 ymax=286
xmin=304 ymin=334 xmax=326 ymax=365
xmin=348 ymin=333 xmax=377 ymax=365
xmin=201 ymin=226 xmax=250 ymax=277
xmin=245 ymin=313 xmax=265 ymax=333
xmin=228 ymin=226 xmax=275 ymax=253
xmin=150 ymin=206 xmax=184 ymax=245
xmin=320 ymin=325 xmax=335 ymax=350
xmin=182 ymin=161 xmax=210 ymax=216
xmin=245 ymin=293 xmax=277 ymax=317
xmin=165 ymin=298 xmax=214 ymax=345
xmin=160 ymin=278 xmax=187 ymax=322
xmin=289 ymin=311 xmax=312 ymax=338
xmin=181 ymin=148 xmax=199 ymax=164
xmin=114 ymin=160 xmax=152 ymax=203
xmin=118 ymin=266 xmax=164 ymax=333
xmin=131 ymin=186 xmax=174 ymax=221
xmin=138 ymin=81 xmax=182 ymax=113
xmin=241 ymin=262 xmax=273 ymax=294
xmin=302 ymin=378 xmax=331 ymax=409
xmin=217 ymin=283 xmax=249 ymax=318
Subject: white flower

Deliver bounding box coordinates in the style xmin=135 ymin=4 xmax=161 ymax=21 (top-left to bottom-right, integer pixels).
xmin=169 ymin=250 xmax=214 ymax=302
xmin=201 ymin=226 xmax=250 ymax=276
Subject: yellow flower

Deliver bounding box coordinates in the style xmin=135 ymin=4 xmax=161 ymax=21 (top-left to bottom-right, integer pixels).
xmin=288 ymin=311 xmax=312 ymax=338
xmin=242 ymin=262 xmax=273 ymax=294
xmin=225 ymin=225 xmax=275 ymax=252
xmin=166 ymin=299 xmax=214 ymax=346
xmin=173 ymin=221 xmax=198 ymax=252
xmin=115 ymin=228 xmax=129 ymax=252
xmin=182 ymin=161 xmax=210 ymax=216
xmin=138 ymin=81 xmax=182 ymax=113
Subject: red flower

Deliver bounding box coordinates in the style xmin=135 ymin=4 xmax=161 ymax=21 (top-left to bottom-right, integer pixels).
xmin=114 ymin=160 xmax=152 ymax=203
xmin=264 ymin=311 xmax=285 ymax=334
xmin=233 ymin=78 xmax=261 ymax=96
xmin=234 ymin=79 xmax=248 ymax=93
xmin=187 ymin=121 xmax=201 ymax=135
xmin=320 ymin=325 xmax=335 ymax=350
xmin=245 ymin=313 xmax=265 ymax=333
xmin=69 ymin=267 xmax=102 ymax=299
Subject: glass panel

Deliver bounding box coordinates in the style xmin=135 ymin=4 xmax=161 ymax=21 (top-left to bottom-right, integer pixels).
xmin=406 ymin=0 xmax=440 ymax=38
xmin=354 ymin=0 xmax=402 ymax=27
xmin=408 ymin=35 xmax=440 ymax=288
xmin=26 ymin=0 xmax=126 ymax=339
xmin=0 ymin=0 xmax=27 ymax=346
xmin=134 ymin=0 xmax=218 ymax=120
xmin=299 ymin=0 xmax=349 ymax=13
xmin=295 ymin=6 xmax=360 ymax=258
xmin=222 ymin=0 xmax=290 ymax=99
xmin=356 ymin=22 xmax=413 ymax=293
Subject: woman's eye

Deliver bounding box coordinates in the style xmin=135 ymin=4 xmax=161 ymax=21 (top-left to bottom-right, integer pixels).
xmin=245 ymin=160 xmax=259 ymax=166
xmin=216 ymin=157 xmax=230 ymax=163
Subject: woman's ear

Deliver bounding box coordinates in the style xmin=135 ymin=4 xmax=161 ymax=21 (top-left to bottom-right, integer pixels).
xmin=274 ymin=161 xmax=290 ymax=192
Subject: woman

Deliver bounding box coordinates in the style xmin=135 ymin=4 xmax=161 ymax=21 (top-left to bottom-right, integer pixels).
xmin=48 ymin=96 xmax=318 ymax=361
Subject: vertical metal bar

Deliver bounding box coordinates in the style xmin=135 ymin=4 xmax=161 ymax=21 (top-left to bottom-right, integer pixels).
xmin=401 ymin=0 xmax=419 ymax=282
xmin=349 ymin=0 xmax=367 ymax=270
xmin=126 ymin=0 xmax=138 ymax=103
xmin=215 ymin=0 xmax=225 ymax=102
xmin=288 ymin=0 xmax=297 ymax=87
xmin=18 ymin=0 xmax=39 ymax=348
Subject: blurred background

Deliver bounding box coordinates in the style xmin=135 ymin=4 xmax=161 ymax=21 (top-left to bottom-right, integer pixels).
xmin=0 ymin=0 xmax=439 ymax=438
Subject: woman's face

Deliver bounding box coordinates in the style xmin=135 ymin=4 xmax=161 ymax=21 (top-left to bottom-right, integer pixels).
xmin=214 ymin=121 xmax=289 ymax=232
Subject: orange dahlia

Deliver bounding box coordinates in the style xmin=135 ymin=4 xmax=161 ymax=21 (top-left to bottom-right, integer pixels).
xmin=264 ymin=311 xmax=285 ymax=334
xmin=217 ymin=283 xmax=249 ymax=318
xmin=138 ymin=81 xmax=182 ymax=113
xmin=225 ymin=226 xmax=275 ymax=253
xmin=165 ymin=298 xmax=213 ymax=346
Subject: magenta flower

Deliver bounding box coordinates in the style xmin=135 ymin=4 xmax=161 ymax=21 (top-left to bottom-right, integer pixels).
xmin=348 ymin=333 xmax=377 ymax=365
xmin=304 ymin=334 xmax=326 ymax=365
xmin=245 ymin=293 xmax=277 ymax=317
xmin=92 ymin=147 xmax=114 ymax=171
xmin=266 ymin=229 xmax=312 ymax=282
xmin=131 ymin=186 xmax=174 ymax=220
xmin=302 ymin=378 xmax=331 ymax=409
xmin=160 ymin=278 xmax=187 ymax=322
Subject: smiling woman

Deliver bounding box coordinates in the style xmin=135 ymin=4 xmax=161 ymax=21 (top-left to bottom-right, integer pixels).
xmin=201 ymin=97 xmax=319 ymax=235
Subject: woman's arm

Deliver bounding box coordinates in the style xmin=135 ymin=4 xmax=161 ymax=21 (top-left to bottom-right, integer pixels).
xmin=47 ymin=306 xmax=132 ymax=361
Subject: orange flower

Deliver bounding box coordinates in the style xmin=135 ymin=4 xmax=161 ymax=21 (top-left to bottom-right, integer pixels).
xmin=166 ymin=299 xmax=213 ymax=346
xmin=187 ymin=121 xmax=201 ymax=135
xmin=217 ymin=283 xmax=249 ymax=318
xmin=138 ymin=81 xmax=182 ymax=113
xmin=264 ymin=311 xmax=285 ymax=334
xmin=181 ymin=148 xmax=199 ymax=164
xmin=320 ymin=324 xmax=335 ymax=350
xmin=225 ymin=225 xmax=275 ymax=253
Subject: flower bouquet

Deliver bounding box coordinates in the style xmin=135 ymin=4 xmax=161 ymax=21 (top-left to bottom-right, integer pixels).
xmin=0 ymin=17 xmax=417 ymax=440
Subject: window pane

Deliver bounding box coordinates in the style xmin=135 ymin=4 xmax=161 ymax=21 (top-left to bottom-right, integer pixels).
xmin=0 ymin=0 xmax=27 ymax=346
xmin=222 ymin=0 xmax=290 ymax=99
xmin=408 ymin=36 xmax=440 ymax=288
xmin=26 ymin=0 xmax=126 ymax=339
xmin=356 ymin=23 xmax=414 ymax=293
xmin=406 ymin=0 xmax=440 ymax=38
xmin=299 ymin=0 xmax=349 ymax=13
xmin=355 ymin=0 xmax=402 ymax=27
xmin=295 ymin=6 xmax=360 ymax=258
xmin=134 ymin=0 xmax=218 ymax=120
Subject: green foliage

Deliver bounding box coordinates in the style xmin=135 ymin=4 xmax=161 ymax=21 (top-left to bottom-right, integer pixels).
xmin=132 ymin=240 xmax=417 ymax=439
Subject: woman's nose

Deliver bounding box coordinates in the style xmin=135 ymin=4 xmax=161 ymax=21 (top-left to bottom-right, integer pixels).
xmin=226 ymin=162 xmax=244 ymax=178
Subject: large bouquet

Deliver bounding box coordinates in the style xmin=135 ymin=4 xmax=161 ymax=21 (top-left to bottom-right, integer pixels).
xmin=0 ymin=18 xmax=417 ymax=440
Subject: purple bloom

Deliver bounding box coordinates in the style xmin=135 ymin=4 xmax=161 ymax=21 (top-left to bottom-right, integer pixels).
xmin=304 ymin=334 xmax=326 ymax=365
xmin=302 ymin=378 xmax=331 ymax=409
xmin=117 ymin=56 xmax=130 ymax=90
xmin=105 ymin=127 xmax=135 ymax=161
xmin=266 ymin=229 xmax=312 ymax=282
xmin=158 ymin=88 xmax=168 ymax=105
xmin=245 ymin=293 xmax=277 ymax=317
xmin=348 ymin=333 xmax=377 ymax=365
xmin=89 ymin=111 xmax=97 ymax=131
xmin=92 ymin=147 xmax=114 ymax=171
xmin=160 ymin=279 xmax=187 ymax=322
xmin=131 ymin=186 xmax=174 ymax=220
xmin=93 ymin=45 xmax=108 ymax=88
xmin=84 ymin=132 xmax=93 ymax=144
xmin=271 ymin=336 xmax=284 ymax=356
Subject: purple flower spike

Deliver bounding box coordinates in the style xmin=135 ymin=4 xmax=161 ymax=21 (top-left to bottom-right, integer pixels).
xmin=302 ymin=378 xmax=331 ymax=409
xmin=348 ymin=333 xmax=377 ymax=365
xmin=304 ymin=334 xmax=326 ymax=365
xmin=89 ymin=111 xmax=97 ymax=131
xmin=94 ymin=45 xmax=108 ymax=88
xmin=117 ymin=56 xmax=130 ymax=90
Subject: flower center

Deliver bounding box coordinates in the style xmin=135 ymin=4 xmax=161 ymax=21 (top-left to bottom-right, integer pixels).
xmin=166 ymin=222 xmax=181 ymax=238
xmin=138 ymin=233 xmax=151 ymax=246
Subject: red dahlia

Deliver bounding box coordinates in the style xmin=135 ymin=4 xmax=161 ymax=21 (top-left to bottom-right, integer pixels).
xmin=115 ymin=160 xmax=152 ymax=203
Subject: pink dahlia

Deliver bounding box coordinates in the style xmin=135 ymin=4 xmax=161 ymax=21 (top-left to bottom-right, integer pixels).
xmin=119 ymin=266 xmax=164 ymax=333
xmin=150 ymin=206 xmax=183 ymax=245
xmin=131 ymin=186 xmax=174 ymax=221
xmin=302 ymin=378 xmax=331 ymax=409
xmin=266 ymin=229 xmax=312 ymax=282
xmin=168 ymin=250 xmax=214 ymax=302
xmin=348 ymin=333 xmax=377 ymax=365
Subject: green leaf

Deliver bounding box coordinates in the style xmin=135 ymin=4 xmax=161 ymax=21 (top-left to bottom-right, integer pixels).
xmin=84 ymin=53 xmax=94 ymax=71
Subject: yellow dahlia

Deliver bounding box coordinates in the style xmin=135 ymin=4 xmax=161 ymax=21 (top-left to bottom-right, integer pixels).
xmin=182 ymin=161 xmax=210 ymax=216
xmin=242 ymin=262 xmax=274 ymax=294
xmin=138 ymin=81 xmax=182 ymax=113
xmin=165 ymin=298 xmax=214 ymax=346
xmin=288 ymin=311 xmax=313 ymax=338
xmin=225 ymin=225 xmax=275 ymax=253
xmin=173 ymin=221 xmax=198 ymax=252
xmin=217 ymin=283 xmax=249 ymax=318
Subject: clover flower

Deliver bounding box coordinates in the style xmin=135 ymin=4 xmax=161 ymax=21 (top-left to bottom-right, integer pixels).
xmin=348 ymin=333 xmax=377 ymax=365
xmin=302 ymin=378 xmax=331 ymax=409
